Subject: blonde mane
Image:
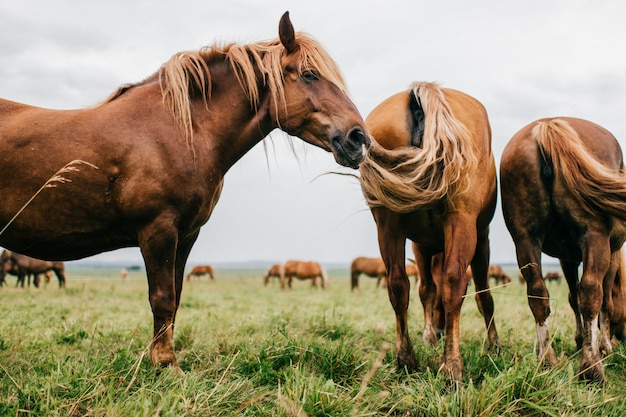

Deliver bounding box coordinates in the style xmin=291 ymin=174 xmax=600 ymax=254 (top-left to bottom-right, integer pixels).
xmin=157 ymin=32 xmax=347 ymax=147
xmin=359 ymin=82 xmax=478 ymax=213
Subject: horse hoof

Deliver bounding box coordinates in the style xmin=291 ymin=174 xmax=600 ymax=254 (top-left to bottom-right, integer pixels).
xmin=538 ymin=346 xmax=558 ymax=367
xmin=396 ymin=349 xmax=418 ymax=372
xmin=439 ymin=358 xmax=463 ymax=382
xmin=579 ymin=362 xmax=605 ymax=383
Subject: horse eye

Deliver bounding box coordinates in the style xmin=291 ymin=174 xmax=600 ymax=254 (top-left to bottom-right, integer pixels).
xmin=301 ymin=70 xmax=319 ymax=82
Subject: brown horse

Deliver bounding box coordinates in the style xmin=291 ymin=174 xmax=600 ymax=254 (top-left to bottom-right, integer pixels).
xmin=186 ymin=265 xmax=215 ymax=281
xmin=359 ymin=82 xmax=500 ymax=381
xmin=500 ymin=117 xmax=626 ymax=382
xmin=350 ymin=257 xmax=386 ymax=290
xmin=350 ymin=257 xmax=418 ymax=290
xmin=263 ymin=263 xmax=284 ymax=287
xmin=488 ymin=265 xmax=512 ymax=285
xmin=465 ymin=264 xmax=512 ymax=285
xmin=543 ymin=271 xmax=562 ymax=283
xmin=283 ymin=260 xmax=328 ymax=289
xmin=0 ymin=250 xmax=66 ymax=288
xmin=0 ymin=13 xmax=370 ymax=373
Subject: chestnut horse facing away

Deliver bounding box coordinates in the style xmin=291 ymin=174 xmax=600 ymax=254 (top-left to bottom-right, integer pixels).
xmin=186 ymin=265 xmax=215 ymax=281
xmin=0 ymin=13 xmax=370 ymax=374
xmin=0 ymin=250 xmax=66 ymax=288
xmin=283 ymin=260 xmax=328 ymax=289
xmin=500 ymin=117 xmax=626 ymax=382
xmin=359 ymin=82 xmax=500 ymax=381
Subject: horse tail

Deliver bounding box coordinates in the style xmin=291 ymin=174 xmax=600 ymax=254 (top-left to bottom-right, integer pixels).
xmin=534 ymin=119 xmax=626 ymax=222
xmin=360 ymin=82 xmax=478 ymax=213
xmin=320 ymin=266 xmax=329 ymax=290
xmin=350 ymin=264 xmax=358 ymax=291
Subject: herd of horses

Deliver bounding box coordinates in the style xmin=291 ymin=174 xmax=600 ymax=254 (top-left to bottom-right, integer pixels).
xmin=0 ymin=250 xmax=66 ymax=288
xmin=1 ymin=12 xmax=625 ymax=384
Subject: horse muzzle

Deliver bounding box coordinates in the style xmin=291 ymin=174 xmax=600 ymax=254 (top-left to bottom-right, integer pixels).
xmin=331 ymin=127 xmax=371 ymax=169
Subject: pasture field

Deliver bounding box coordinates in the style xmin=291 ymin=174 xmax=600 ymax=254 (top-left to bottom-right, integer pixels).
xmin=1 ymin=265 xmax=626 ymax=416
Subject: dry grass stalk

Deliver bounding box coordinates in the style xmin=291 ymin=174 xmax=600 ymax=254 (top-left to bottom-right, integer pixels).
xmin=0 ymin=159 xmax=99 ymax=237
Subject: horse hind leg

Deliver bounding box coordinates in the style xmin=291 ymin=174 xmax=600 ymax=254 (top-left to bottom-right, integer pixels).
xmin=415 ymin=250 xmax=440 ymax=347
xmin=560 ymin=260 xmax=583 ymax=349
xmin=577 ymin=237 xmax=613 ymax=382
xmin=470 ymin=231 xmax=501 ymax=352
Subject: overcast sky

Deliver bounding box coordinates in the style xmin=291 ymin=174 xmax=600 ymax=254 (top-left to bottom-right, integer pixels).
xmin=1 ymin=0 xmax=625 ymax=267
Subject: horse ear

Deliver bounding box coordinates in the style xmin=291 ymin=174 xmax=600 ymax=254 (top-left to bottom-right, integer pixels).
xmin=279 ymin=11 xmax=298 ymax=53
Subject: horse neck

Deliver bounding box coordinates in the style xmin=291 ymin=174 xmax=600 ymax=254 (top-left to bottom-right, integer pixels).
xmin=189 ymin=64 xmax=275 ymax=173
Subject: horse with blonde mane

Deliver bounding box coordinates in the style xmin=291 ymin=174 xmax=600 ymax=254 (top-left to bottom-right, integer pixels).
xmin=0 ymin=12 xmax=370 ymax=374
xmin=501 ymin=117 xmax=626 ymax=382
xmin=359 ymin=82 xmax=500 ymax=381
xmin=283 ymin=260 xmax=328 ymax=289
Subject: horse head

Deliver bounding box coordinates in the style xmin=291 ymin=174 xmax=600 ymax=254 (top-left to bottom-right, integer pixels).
xmin=272 ymin=12 xmax=370 ymax=168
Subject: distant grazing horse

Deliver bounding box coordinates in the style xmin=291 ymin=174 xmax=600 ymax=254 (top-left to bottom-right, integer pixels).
xmin=186 ymin=265 xmax=215 ymax=281
xmin=488 ymin=264 xmax=512 ymax=285
xmin=263 ymin=263 xmax=284 ymax=287
xmin=351 ymin=257 xmax=420 ymax=290
xmin=0 ymin=250 xmax=66 ymax=288
xmin=359 ymin=82 xmax=500 ymax=381
xmin=500 ymin=117 xmax=626 ymax=382
xmin=466 ymin=264 xmax=512 ymax=285
xmin=544 ymin=271 xmax=562 ymax=284
xmin=380 ymin=263 xmax=420 ymax=289
xmin=350 ymin=257 xmax=386 ymax=290
xmin=0 ymin=13 xmax=369 ymax=373
xmin=283 ymin=260 xmax=328 ymax=289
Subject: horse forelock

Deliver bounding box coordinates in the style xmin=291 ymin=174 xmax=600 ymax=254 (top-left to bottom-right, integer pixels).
xmin=360 ymin=82 xmax=479 ymax=213
xmin=157 ymin=32 xmax=347 ymax=148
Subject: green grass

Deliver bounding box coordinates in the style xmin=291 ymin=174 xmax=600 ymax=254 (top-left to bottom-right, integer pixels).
xmin=1 ymin=266 xmax=626 ymax=416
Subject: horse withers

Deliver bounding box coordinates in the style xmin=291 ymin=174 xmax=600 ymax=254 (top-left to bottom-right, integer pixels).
xmin=359 ymin=82 xmax=500 ymax=382
xmin=0 ymin=12 xmax=370 ymax=374
xmin=500 ymin=117 xmax=626 ymax=382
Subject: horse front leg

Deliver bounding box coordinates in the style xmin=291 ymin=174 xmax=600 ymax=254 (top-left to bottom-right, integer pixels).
xmin=374 ymin=209 xmax=416 ymax=371
xmin=470 ymin=226 xmax=500 ymax=352
xmin=413 ymin=245 xmax=439 ymax=347
xmin=139 ymin=218 xmax=182 ymax=374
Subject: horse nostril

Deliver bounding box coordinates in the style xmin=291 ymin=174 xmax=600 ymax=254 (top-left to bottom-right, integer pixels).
xmin=348 ymin=127 xmax=371 ymax=148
